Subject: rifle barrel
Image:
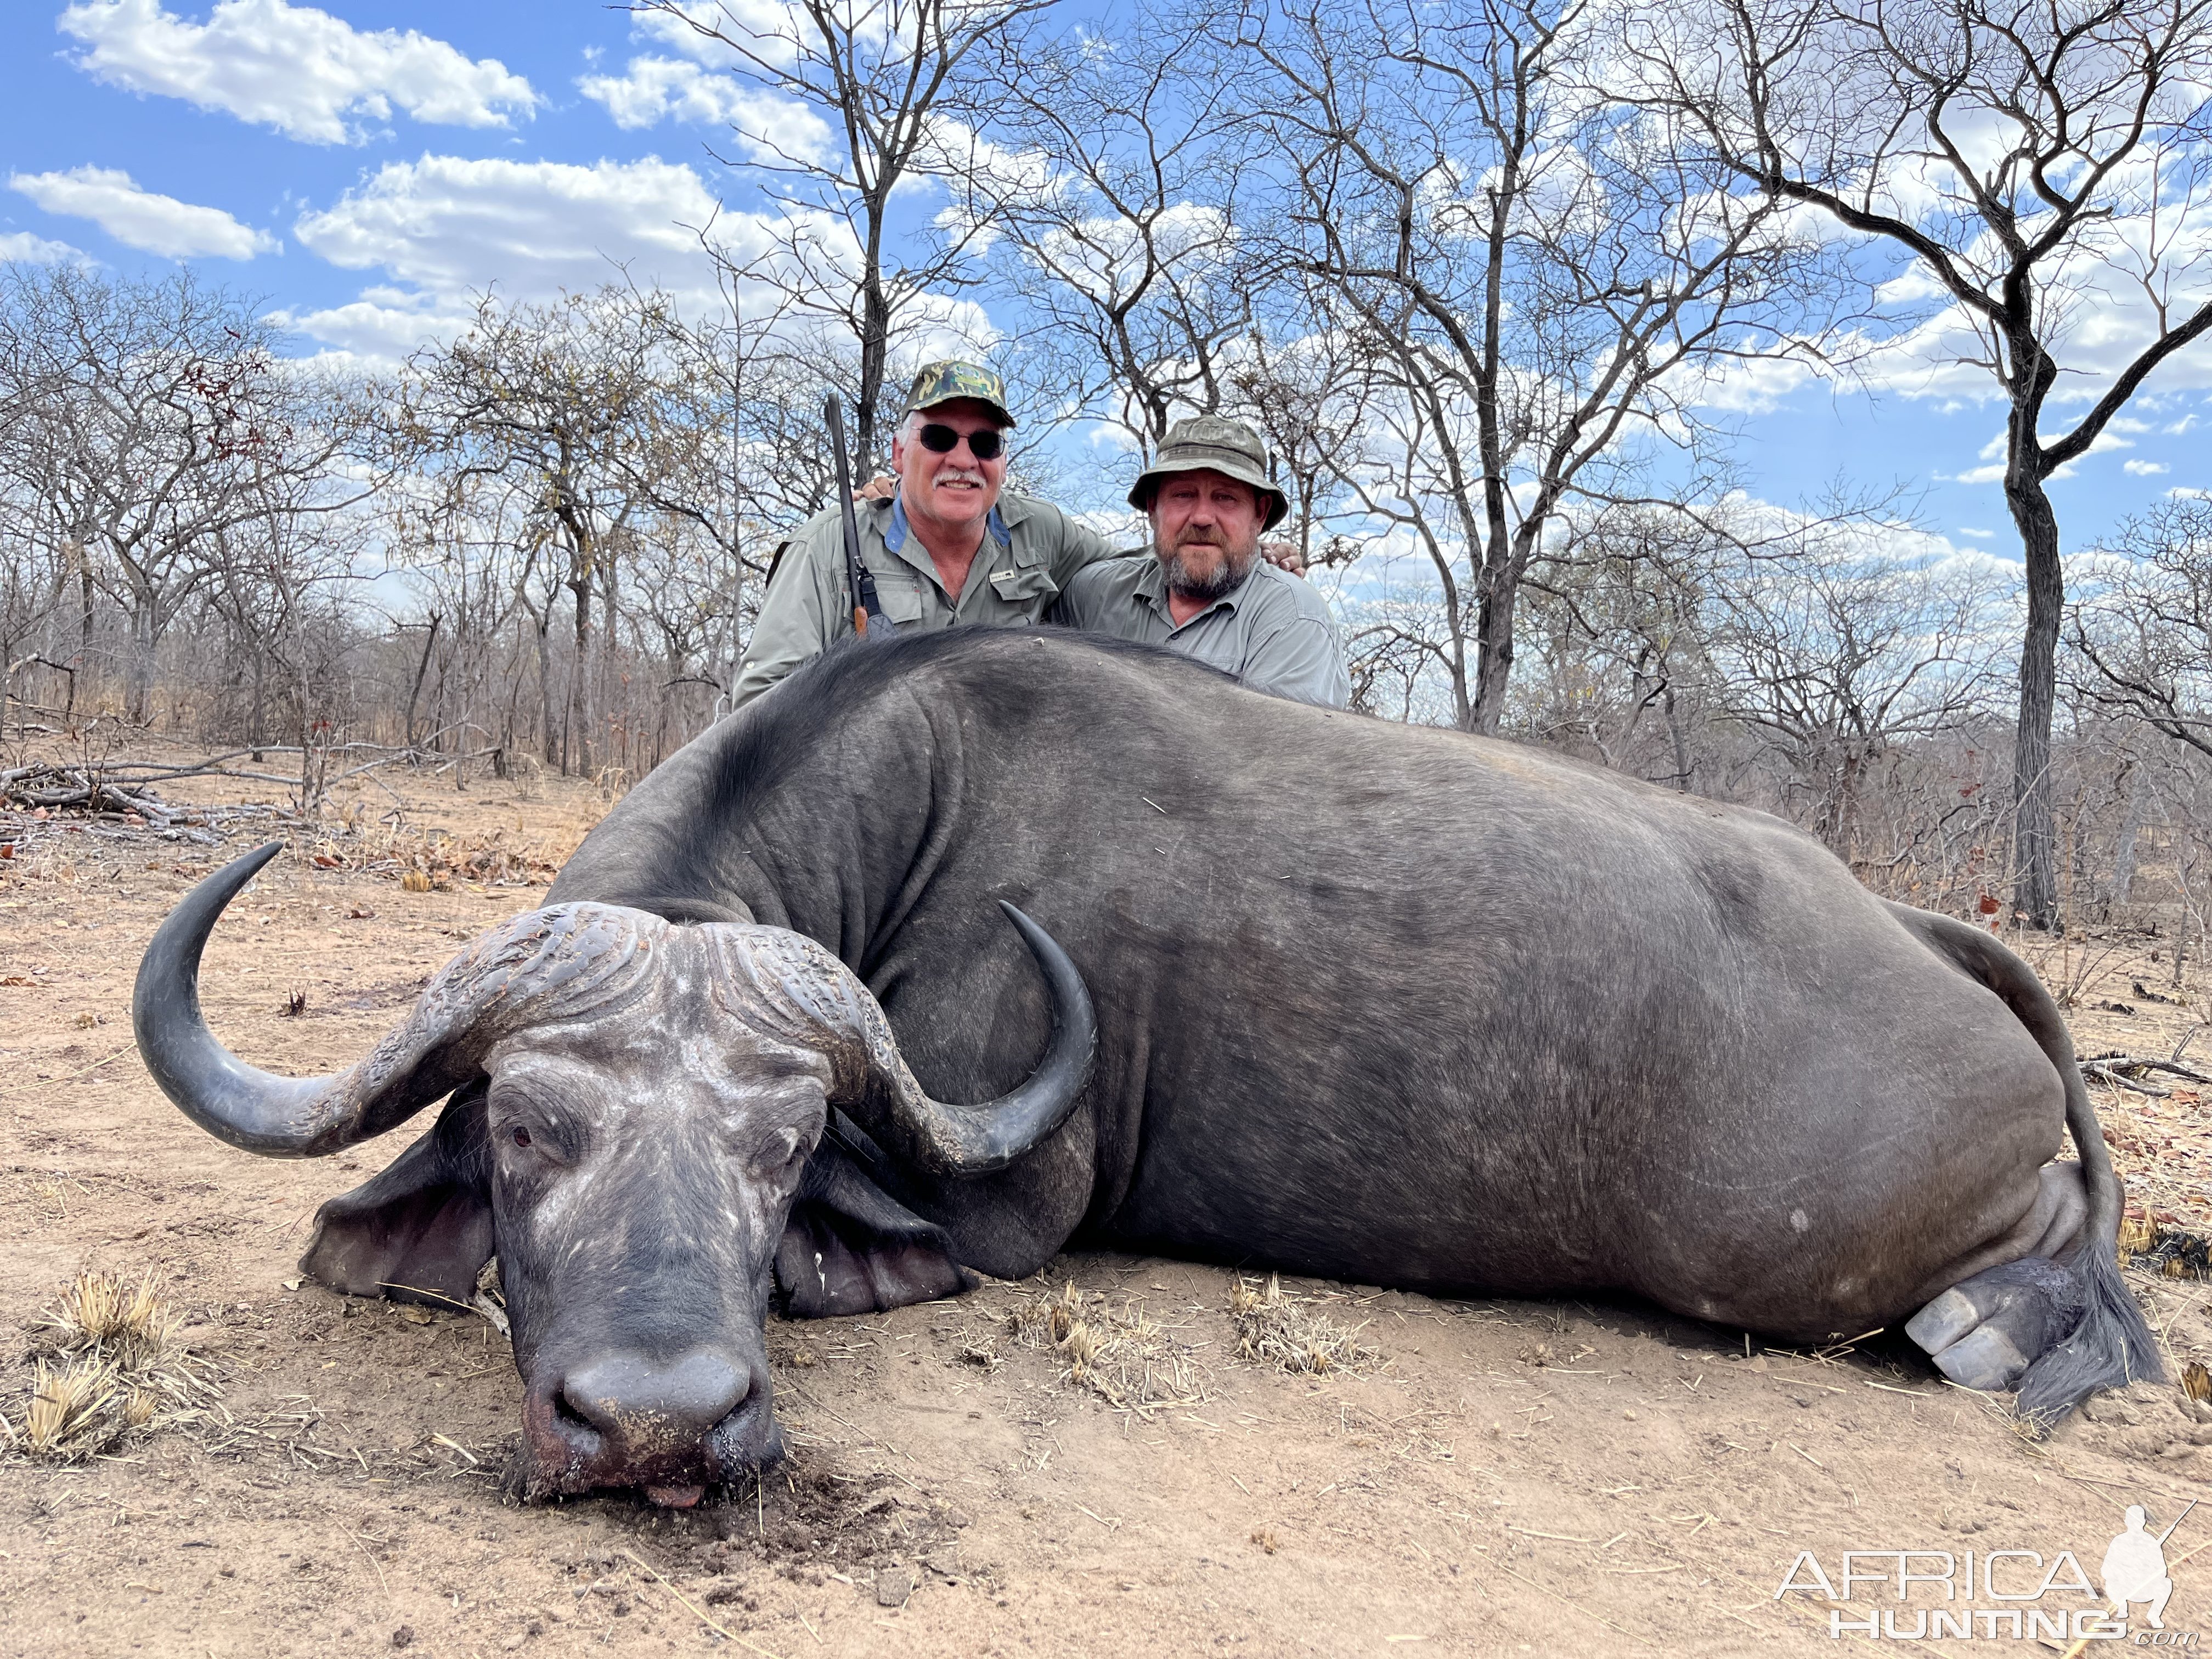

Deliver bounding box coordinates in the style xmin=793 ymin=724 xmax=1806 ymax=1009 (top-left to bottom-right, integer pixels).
xmin=823 ymin=393 xmax=884 ymax=636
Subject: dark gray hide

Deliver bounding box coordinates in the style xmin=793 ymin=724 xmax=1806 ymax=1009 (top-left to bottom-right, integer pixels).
xmin=143 ymin=627 xmax=2156 ymax=1500
xmin=540 ymin=629 xmax=2155 ymax=1423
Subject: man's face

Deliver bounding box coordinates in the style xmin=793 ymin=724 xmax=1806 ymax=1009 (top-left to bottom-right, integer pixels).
xmin=891 ymin=399 xmax=1007 ymax=535
xmin=1151 ymin=469 xmax=1263 ymax=601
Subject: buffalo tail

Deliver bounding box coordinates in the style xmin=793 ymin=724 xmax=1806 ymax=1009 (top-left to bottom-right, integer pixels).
xmin=1887 ymin=902 xmax=2164 ymax=1430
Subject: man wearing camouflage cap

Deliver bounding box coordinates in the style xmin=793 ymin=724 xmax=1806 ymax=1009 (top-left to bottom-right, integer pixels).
xmin=1051 ymin=415 xmax=1350 ymax=708
xmin=729 ymin=360 xmax=1124 ymax=709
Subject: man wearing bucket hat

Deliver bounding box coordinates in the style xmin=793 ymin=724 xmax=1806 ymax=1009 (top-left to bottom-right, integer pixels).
xmin=1051 ymin=415 xmax=1350 ymax=708
xmin=730 ymin=360 xmax=1127 ymax=709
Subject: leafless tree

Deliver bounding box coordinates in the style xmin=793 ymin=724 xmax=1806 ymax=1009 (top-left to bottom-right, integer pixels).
xmin=972 ymin=11 xmax=1266 ymax=454
xmin=397 ymin=288 xmax=673 ymax=776
xmin=200 ymin=470 xmax=369 ymax=771
xmin=636 ymin=0 xmax=1052 ymax=471
xmin=0 ymin=264 xmax=365 ymax=721
xmin=1705 ymin=537 xmax=2015 ymax=853
xmin=2070 ymin=495 xmax=2212 ymax=759
xmin=1622 ymin=0 xmax=2212 ymax=927
xmin=1519 ymin=505 xmax=1729 ymax=791
xmin=1233 ymin=0 xmax=1843 ymax=732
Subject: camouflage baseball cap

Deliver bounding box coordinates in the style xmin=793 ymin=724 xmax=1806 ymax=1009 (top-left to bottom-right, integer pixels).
xmin=901 ymin=360 xmax=1015 ymax=428
xmin=1127 ymin=415 xmax=1289 ymax=531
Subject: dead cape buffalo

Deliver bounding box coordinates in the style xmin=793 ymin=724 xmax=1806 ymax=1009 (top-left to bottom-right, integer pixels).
xmin=135 ymin=628 xmax=2158 ymax=1506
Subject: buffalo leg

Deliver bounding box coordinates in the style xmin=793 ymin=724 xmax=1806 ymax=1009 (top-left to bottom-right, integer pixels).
xmin=1907 ymin=1256 xmax=2086 ymax=1390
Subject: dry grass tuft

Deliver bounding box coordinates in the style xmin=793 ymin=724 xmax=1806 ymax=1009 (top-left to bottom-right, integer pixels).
xmin=1227 ymin=1274 xmax=1380 ymax=1375
xmin=2125 ymin=1218 xmax=2212 ymax=1279
xmin=38 ymin=1265 xmax=177 ymax=1366
xmin=1006 ymin=1281 xmax=1201 ymax=1412
xmin=19 ymin=1356 xmax=125 ymax=1456
xmin=6 ymin=1268 xmax=220 ymax=1461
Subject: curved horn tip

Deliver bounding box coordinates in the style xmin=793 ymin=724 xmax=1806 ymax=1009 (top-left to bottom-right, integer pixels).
xmin=133 ymin=842 xmax=284 ymax=1002
xmin=994 ymin=899 xmax=1069 ymax=959
xmin=219 ymin=845 xmax=285 ymax=898
xmin=934 ymin=900 xmax=1097 ymax=1176
xmin=134 ymin=839 xmax=340 ymax=1158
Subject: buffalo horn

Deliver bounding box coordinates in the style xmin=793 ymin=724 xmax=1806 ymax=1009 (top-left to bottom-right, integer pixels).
xmin=134 ymin=843 xmax=661 ymax=1156
xmin=798 ymin=901 xmax=1096 ymax=1178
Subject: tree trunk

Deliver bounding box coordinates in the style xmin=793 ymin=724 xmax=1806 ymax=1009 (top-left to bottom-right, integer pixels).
xmin=2004 ymin=467 xmax=2063 ymax=930
xmin=533 ymin=613 xmax=557 ymax=768
xmin=403 ymin=614 xmax=442 ymax=751
xmin=1470 ymin=518 xmax=1541 ymax=736
xmin=2112 ymin=762 xmax=2143 ymax=905
xmin=1469 ymin=566 xmax=1517 ymax=736
xmin=124 ymin=596 xmax=157 ymax=725
xmin=856 ymin=258 xmax=889 ymax=473
xmin=67 ymin=538 xmax=93 ymax=673
xmin=566 ymin=555 xmax=595 ymax=778
xmin=1663 ymin=681 xmax=1694 ymax=793
xmin=248 ymin=641 xmax=266 ymax=763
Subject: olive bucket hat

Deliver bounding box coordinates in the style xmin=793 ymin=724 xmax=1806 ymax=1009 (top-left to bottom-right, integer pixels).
xmin=901 ymin=360 xmax=1016 ymax=428
xmin=1126 ymin=415 xmax=1290 ymax=532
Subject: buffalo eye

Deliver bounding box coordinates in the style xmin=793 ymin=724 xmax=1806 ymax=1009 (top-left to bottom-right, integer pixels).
xmin=511 ymin=1126 xmax=532 ymax=1149
xmin=758 ymin=1127 xmax=810 ymax=1176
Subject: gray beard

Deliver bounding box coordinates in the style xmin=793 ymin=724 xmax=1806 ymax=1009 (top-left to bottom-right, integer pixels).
xmin=1158 ymin=536 xmax=1257 ymax=603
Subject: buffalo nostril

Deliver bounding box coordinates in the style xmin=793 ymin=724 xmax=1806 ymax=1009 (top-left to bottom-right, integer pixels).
xmin=552 ymin=1387 xmax=601 ymax=1437
xmin=557 ymin=1351 xmax=751 ymax=1449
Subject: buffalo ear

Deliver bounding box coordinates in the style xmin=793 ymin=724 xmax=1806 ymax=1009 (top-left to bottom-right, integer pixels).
xmin=299 ymin=1082 xmax=493 ymax=1307
xmin=775 ymin=1142 xmax=972 ymax=1318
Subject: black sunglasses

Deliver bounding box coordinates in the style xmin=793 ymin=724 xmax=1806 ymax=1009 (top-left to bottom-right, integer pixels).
xmin=916 ymin=422 xmax=1005 ymax=461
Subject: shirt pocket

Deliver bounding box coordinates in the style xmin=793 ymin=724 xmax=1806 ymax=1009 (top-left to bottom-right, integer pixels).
xmin=983 ymin=559 xmax=1060 ymax=618
xmin=874 ymin=569 xmax=934 ymax=625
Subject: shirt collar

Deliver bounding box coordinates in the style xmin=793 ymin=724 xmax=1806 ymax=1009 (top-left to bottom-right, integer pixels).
xmin=886 ymin=494 xmax=1010 ymax=554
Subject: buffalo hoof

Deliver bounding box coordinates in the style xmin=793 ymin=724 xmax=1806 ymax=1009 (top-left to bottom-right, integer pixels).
xmin=1928 ymin=1324 xmax=2032 ymax=1391
xmin=1908 ymin=1257 xmax=2084 ymax=1393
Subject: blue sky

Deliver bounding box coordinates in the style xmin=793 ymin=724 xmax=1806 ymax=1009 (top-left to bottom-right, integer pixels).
xmin=3 ymin=0 xmax=2207 ymax=554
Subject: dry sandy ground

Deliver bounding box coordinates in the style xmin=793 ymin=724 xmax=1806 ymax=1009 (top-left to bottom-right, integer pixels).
xmin=2 ymin=763 xmax=2209 ymax=1658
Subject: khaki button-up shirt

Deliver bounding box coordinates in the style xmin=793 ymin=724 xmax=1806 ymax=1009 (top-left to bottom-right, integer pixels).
xmin=1051 ymin=553 xmax=1351 ymax=708
xmin=730 ymin=492 xmax=1126 ymax=709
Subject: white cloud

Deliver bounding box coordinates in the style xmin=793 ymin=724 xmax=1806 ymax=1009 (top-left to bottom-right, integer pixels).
xmin=58 ymin=0 xmax=537 ymax=145
xmin=579 ymin=55 xmax=741 ymax=128
xmin=1953 ymin=423 xmax=2134 ymax=482
xmin=633 ymin=2 xmax=801 ymax=68
xmin=272 ymin=284 xmax=475 ymax=365
xmin=294 ymin=154 xmax=722 ymax=295
xmin=2124 ymin=459 xmax=2171 ymax=475
xmin=0 ymin=229 xmax=89 ymax=263
xmin=284 ymin=148 xmax=998 ymax=370
xmin=576 ymin=55 xmax=830 ymax=162
xmin=1674 ymin=347 xmax=1818 ymax=415
xmin=2169 ymin=414 xmax=2200 ymax=436
xmin=284 ymin=154 xmax=788 ymax=360
xmin=9 ymin=166 xmax=276 ymax=259
xmin=1955 ymin=526 xmax=1995 ymax=538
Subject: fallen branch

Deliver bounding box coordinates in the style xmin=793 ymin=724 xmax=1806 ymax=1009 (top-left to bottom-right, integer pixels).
xmin=2080 ymin=1051 xmax=2212 ymax=1097
xmin=2084 ymin=1064 xmax=2172 ymax=1098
